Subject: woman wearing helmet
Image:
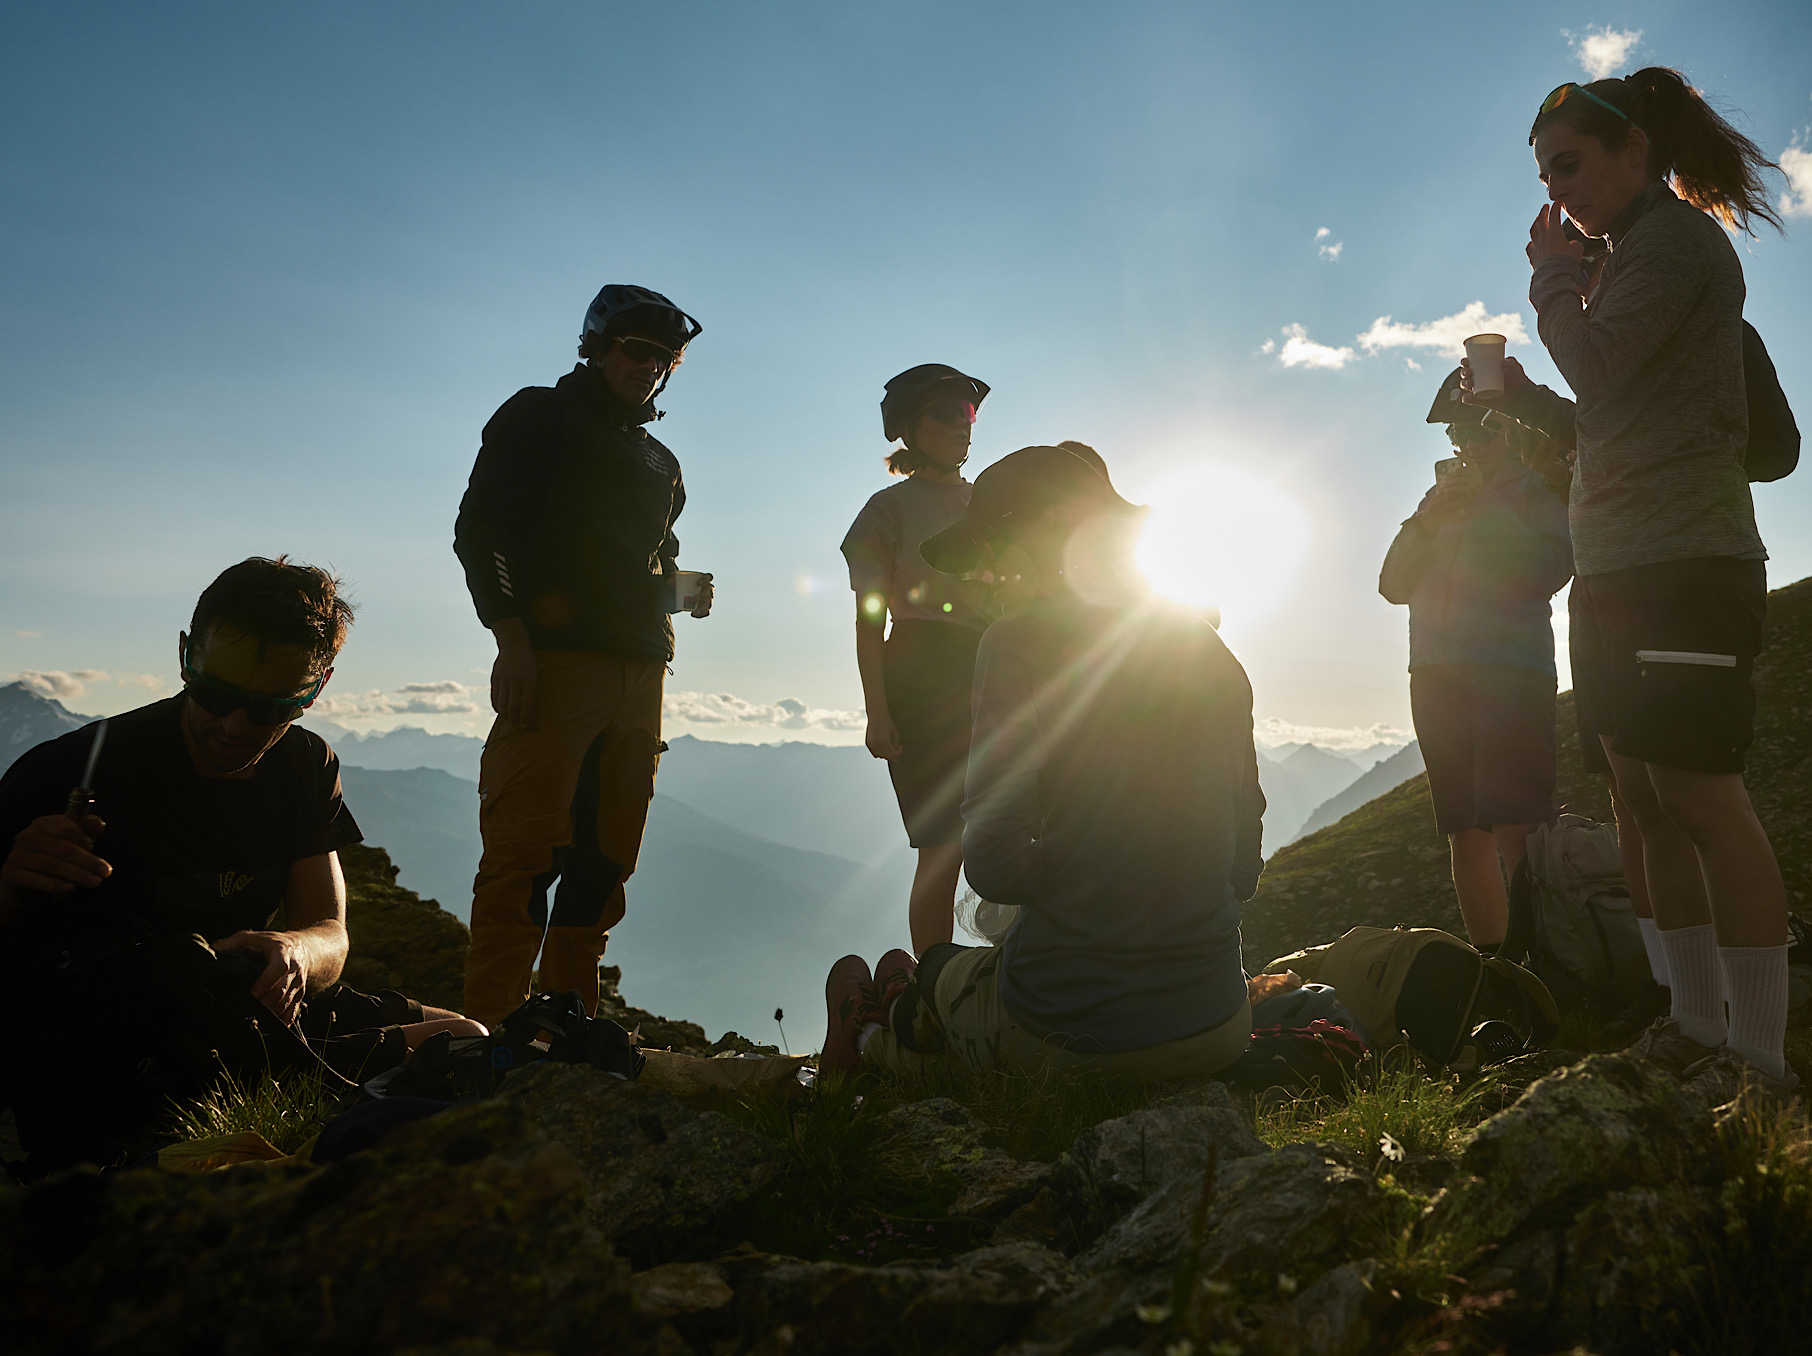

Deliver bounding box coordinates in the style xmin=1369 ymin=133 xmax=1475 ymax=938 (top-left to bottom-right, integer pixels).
xmin=840 ymin=365 xmax=994 ymax=956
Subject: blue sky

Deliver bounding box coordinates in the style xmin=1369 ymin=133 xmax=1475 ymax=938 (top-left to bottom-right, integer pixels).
xmin=3 ymin=1 xmax=1809 ymax=750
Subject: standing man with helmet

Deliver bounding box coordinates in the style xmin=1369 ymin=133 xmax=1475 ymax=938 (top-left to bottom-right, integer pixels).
xmin=840 ymin=364 xmax=994 ymax=956
xmin=455 ymin=284 xmax=712 ymax=1027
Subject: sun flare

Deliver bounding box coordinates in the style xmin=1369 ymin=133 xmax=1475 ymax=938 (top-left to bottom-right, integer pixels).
xmin=1135 ymin=464 xmax=1310 ymax=630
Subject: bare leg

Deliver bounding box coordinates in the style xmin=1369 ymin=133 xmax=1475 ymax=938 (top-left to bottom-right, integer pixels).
xmin=403 ymin=1004 xmax=489 ymax=1049
xmin=1449 ymin=827 xmax=1508 ymax=947
xmin=1605 ymin=776 xmax=1653 ymax=921
xmin=1645 ymin=766 xmax=1788 ymax=948
xmin=908 ymin=843 xmax=964 ymax=956
xmin=1491 ymin=823 xmax=1534 ymax=882
xmin=1601 ymin=740 xmax=1711 ymax=931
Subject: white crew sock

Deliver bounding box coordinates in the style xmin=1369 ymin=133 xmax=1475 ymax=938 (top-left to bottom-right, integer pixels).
xmin=1660 ymin=924 xmax=1726 ymax=1048
xmin=1638 ymin=917 xmax=1671 ymax=987
xmin=1720 ymin=944 xmax=1790 ymax=1081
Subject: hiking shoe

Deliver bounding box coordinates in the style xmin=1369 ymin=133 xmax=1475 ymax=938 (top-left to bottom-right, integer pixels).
xmin=820 ymin=955 xmax=873 ymax=1075
xmin=872 ymin=949 xmax=918 ymax=1015
xmin=1625 ymin=1016 xmax=1721 ymax=1079
xmin=1596 ymin=981 xmax=1672 ymax=1048
xmin=1681 ymin=1048 xmax=1802 ymax=1110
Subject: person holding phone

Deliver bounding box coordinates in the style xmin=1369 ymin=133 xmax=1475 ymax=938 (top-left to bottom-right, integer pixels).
xmin=1379 ymin=370 xmax=1573 ymax=949
xmin=840 ymin=365 xmax=994 ymax=956
xmin=1465 ymin=68 xmax=1794 ymax=1099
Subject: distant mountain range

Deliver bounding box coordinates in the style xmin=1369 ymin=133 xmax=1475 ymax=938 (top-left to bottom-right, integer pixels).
xmin=1293 ymin=741 xmax=1426 ymax=841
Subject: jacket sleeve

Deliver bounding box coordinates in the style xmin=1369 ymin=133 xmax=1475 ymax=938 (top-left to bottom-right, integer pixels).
xmin=959 ymin=632 xmax=1047 ymax=908
xmin=453 ymin=390 xmax=562 ymax=628
xmin=1530 ymin=213 xmax=1712 ymax=405
xmin=1378 ymin=517 xmax=1436 ymax=605
xmin=659 ymin=473 xmax=685 ymax=576
xmin=1229 ymin=661 xmax=1266 ymax=903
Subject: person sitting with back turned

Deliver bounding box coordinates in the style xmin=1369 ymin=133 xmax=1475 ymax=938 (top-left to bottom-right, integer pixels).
xmin=821 ymin=446 xmax=1266 ymax=1080
xmin=1379 ymin=369 xmax=1574 ymax=951
xmin=0 ymin=557 xmax=482 ymax=1176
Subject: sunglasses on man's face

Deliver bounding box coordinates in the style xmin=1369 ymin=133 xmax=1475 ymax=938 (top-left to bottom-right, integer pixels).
xmin=616 ymin=337 xmax=677 ymax=368
xmin=182 ymin=651 xmax=325 ymax=726
xmin=921 ymin=399 xmax=978 ymax=427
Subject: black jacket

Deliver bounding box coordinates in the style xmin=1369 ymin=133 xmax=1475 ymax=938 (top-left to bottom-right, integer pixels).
xmin=455 ymin=364 xmax=686 ymax=662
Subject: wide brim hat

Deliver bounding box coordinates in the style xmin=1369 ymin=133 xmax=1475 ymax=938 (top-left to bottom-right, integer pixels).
xmin=919 ymin=445 xmax=1143 ymax=575
xmin=1426 ymin=367 xmax=1488 ymax=428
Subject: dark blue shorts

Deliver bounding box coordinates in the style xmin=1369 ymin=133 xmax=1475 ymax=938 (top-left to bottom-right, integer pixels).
xmin=1411 ymin=663 xmax=1557 ymax=834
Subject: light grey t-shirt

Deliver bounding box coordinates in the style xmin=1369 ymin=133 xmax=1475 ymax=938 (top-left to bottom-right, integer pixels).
xmin=840 ymin=476 xmax=991 ymax=630
xmin=1528 ymin=180 xmax=1765 ymax=576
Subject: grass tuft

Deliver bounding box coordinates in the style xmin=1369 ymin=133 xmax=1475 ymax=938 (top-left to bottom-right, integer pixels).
xmin=1254 ymin=1053 xmax=1502 ymax=1164
xmin=166 ymin=1066 xmax=344 ymax=1156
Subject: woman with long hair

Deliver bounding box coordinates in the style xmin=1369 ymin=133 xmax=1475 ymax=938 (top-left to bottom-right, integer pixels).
xmin=1469 ymin=66 xmax=1793 ymax=1097
xmin=840 ymin=365 xmax=994 ymax=956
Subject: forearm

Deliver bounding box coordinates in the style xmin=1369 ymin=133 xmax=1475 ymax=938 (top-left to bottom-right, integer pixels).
xmin=284 ymin=919 xmax=348 ymax=992
xmin=854 ymin=619 xmax=890 ymax=718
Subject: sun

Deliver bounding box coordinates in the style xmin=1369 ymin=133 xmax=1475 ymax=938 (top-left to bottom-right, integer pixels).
xmin=1134 ymin=464 xmax=1310 ymax=630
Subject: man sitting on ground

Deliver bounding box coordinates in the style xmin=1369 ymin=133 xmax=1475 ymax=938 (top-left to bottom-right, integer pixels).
xmin=821 ymin=447 xmax=1266 ymax=1080
xmin=0 ymin=557 xmax=481 ymax=1175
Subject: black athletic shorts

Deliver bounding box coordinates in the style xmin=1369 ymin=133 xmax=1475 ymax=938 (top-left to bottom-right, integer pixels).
xmin=883 ymin=620 xmax=983 ymax=848
xmin=1570 ymin=557 xmax=1766 ymax=775
xmin=1410 ymin=663 xmax=1557 ymax=835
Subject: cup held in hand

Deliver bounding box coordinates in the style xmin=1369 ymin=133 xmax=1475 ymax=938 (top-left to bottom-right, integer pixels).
xmin=669 ymin=569 xmax=708 ymax=616
xmin=1463 ymin=333 xmax=1507 ymax=398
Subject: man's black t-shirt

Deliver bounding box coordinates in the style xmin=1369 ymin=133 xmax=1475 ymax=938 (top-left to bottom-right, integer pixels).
xmin=0 ymin=696 xmax=362 ymax=946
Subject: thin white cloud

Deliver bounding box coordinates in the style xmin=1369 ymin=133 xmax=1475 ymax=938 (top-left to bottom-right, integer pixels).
xmin=1315 ymin=227 xmax=1331 ymax=240
xmin=1357 ymin=301 xmax=1530 ymax=357
xmin=1780 ymin=138 xmax=1812 ymax=220
xmin=1404 ymin=357 xmax=1421 ymax=371
xmin=316 ymin=681 xmax=481 ymax=719
xmin=664 ymin=690 xmax=866 ymax=732
xmin=16 ymin=630 xmax=40 ymax=639
xmin=1568 ymin=26 xmax=1641 ymax=81
xmin=1314 ymin=227 xmax=1343 ymax=260
xmin=116 ymin=672 xmax=168 ymax=691
xmin=16 ymin=669 xmax=100 ymax=700
xmin=1256 ymin=717 xmax=1412 ymax=752
xmin=1272 ymin=323 xmax=1357 ymax=370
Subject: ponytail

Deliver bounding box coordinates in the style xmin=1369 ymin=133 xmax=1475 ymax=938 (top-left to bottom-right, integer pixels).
xmin=1531 ymin=66 xmax=1783 ymax=236
xmin=1626 ymin=67 xmax=1782 ymax=235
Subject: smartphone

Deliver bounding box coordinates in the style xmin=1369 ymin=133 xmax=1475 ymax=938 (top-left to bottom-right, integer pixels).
xmin=1434 ymin=456 xmax=1466 ymax=486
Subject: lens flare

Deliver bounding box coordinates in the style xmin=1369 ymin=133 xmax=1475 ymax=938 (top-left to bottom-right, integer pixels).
xmin=1135 ymin=464 xmax=1310 ymax=630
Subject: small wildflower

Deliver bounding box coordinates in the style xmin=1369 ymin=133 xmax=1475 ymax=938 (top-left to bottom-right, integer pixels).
xmin=1276 ymin=1272 xmax=1298 ymax=1295
xmin=1379 ymin=1131 xmax=1405 ymax=1162
xmin=1136 ymin=1304 xmax=1173 ymax=1325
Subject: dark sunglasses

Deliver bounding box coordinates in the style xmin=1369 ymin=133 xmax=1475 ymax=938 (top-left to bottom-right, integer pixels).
xmin=182 ymin=648 xmax=325 ymax=725
xmin=921 ymin=398 xmax=978 ymax=427
xmin=1530 ymin=82 xmax=1629 ymax=143
xmin=616 ymin=337 xmax=677 ymax=367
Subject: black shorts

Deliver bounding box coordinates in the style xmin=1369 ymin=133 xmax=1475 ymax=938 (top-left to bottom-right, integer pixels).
xmin=883 ymin=620 xmax=983 ymax=848
xmin=1570 ymin=557 xmax=1766 ymax=775
xmin=1410 ymin=663 xmax=1557 ymax=834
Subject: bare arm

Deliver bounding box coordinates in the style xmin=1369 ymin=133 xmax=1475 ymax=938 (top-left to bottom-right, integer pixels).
xmin=0 ymin=812 xmax=111 ymax=929
xmin=213 ymin=851 xmax=348 ymax=1024
xmin=855 ymin=596 xmax=902 ymax=760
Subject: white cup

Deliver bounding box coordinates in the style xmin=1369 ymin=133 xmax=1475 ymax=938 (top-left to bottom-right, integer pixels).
xmin=669 ymin=570 xmax=708 ymax=615
xmin=1464 ymin=333 xmax=1507 ymax=398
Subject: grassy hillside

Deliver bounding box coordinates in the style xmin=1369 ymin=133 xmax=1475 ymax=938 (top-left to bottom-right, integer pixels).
xmin=1242 ymin=575 xmax=1812 ymax=970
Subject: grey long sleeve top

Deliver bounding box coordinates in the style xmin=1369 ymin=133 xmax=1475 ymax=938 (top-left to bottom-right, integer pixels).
xmin=960 ymin=596 xmax=1263 ymax=1053
xmin=1519 ymin=180 xmax=1763 ymax=576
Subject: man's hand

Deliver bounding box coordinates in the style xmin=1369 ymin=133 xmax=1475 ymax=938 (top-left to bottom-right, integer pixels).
xmin=1459 ymin=355 xmax=1533 ymax=409
xmin=1416 ymin=476 xmax=1478 ymax=526
xmin=1527 ymin=203 xmax=1585 ymax=271
xmin=213 ymin=929 xmax=309 ymax=1025
xmin=865 ymin=712 xmax=904 ymax=761
xmin=490 ymin=618 xmax=537 ymax=727
xmin=1 ymin=814 xmax=111 ymax=896
xmin=689 ymin=573 xmax=715 ymax=619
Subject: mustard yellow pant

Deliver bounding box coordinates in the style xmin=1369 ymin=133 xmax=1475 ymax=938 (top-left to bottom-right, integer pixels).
xmin=862 ymin=945 xmax=1254 ymax=1081
xmin=463 ymin=651 xmax=664 ymax=1028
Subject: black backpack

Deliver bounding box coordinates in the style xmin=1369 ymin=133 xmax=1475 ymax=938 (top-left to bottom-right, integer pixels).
xmin=1743 ymin=321 xmax=1800 ymax=483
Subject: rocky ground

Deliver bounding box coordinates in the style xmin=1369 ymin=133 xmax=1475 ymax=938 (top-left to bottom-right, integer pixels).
xmin=4 ymin=579 xmax=1810 ymax=1354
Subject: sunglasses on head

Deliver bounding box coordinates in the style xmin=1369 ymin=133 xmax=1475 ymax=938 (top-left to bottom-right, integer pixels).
xmin=615 ymin=337 xmax=677 ymax=367
xmin=1531 ymin=82 xmax=1630 ymax=143
xmin=181 ymin=647 xmax=325 ymax=725
xmin=921 ymin=399 xmax=978 ymax=427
